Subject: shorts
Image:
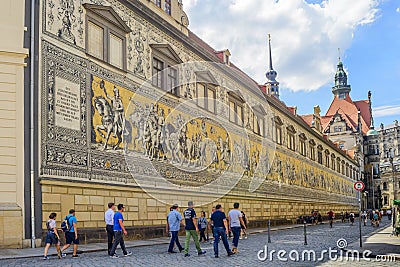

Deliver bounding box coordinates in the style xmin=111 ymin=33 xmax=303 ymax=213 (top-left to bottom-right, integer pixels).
xmin=65 ymin=232 xmax=80 ymax=245
xmin=45 ymin=232 xmax=59 ymax=245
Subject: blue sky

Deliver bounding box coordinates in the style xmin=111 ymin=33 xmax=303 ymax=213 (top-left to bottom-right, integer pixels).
xmin=183 ymin=0 xmax=400 ymax=127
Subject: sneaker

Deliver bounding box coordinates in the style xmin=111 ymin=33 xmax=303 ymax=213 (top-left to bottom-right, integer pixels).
xmin=228 ymin=251 xmax=235 ymax=256
xmin=198 ymin=250 xmax=206 ymax=256
xmin=244 ymin=236 xmax=248 ymax=239
xmin=184 ymin=253 xmax=190 ymax=257
xmin=168 ymin=251 xmax=177 ymax=254
xmin=239 ymin=236 xmax=243 ymax=240
xmin=110 ymin=254 xmax=119 ymax=259
xmin=72 ymin=254 xmax=79 ymax=258
xmin=43 ymin=256 xmax=49 ymax=260
xmin=179 ymin=248 xmax=184 ymax=253
xmin=124 ymin=251 xmax=132 ymax=257
xmin=61 ymin=253 xmax=67 ymax=258
xmin=215 ymin=255 xmax=219 ymax=258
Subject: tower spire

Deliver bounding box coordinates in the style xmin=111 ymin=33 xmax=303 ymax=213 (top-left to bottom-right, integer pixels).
xmin=265 ymin=34 xmax=279 ymax=99
xmin=338 ymin=48 xmax=341 ymax=62
xmin=268 ymin=33 xmax=273 ymax=70
xmin=332 ymin=51 xmax=351 ymax=99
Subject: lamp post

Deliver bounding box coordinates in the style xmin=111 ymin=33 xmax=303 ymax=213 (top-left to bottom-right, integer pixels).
xmin=389 ymin=157 xmax=396 ymax=231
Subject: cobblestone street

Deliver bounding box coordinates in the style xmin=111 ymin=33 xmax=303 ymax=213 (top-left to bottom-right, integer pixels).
xmin=0 ymin=219 xmax=397 ymax=267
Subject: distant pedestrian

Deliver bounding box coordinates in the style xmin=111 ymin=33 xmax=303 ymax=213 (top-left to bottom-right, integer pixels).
xmin=183 ymin=201 xmax=206 ymax=257
xmin=387 ymin=209 xmax=392 ymax=220
xmin=317 ymin=213 xmax=323 ymax=224
xmin=349 ymin=212 xmax=355 ymax=225
xmin=209 ymin=207 xmax=216 ymax=244
xmin=345 ymin=212 xmax=349 ymax=223
xmin=60 ymin=209 xmax=79 ymax=258
xmin=167 ymin=204 xmax=183 ymax=253
xmin=373 ymin=211 xmax=379 ymax=227
xmin=341 ymin=211 xmax=345 ymax=223
xmin=361 ymin=211 xmax=367 ymax=226
xmin=109 ymin=204 xmax=132 ymax=258
xmin=370 ymin=210 xmax=374 ymax=225
xmin=43 ymin=213 xmax=61 ymax=260
xmin=210 ymin=204 xmax=235 ymax=258
xmin=228 ymin=203 xmax=246 ymax=253
xmin=198 ymin=211 xmax=208 ymax=243
xmin=240 ymin=211 xmax=248 ymax=239
xmin=104 ymin=202 xmax=115 ymax=255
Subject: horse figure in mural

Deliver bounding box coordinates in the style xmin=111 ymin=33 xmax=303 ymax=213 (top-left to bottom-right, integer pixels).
xmin=94 ymin=96 xmax=120 ymax=150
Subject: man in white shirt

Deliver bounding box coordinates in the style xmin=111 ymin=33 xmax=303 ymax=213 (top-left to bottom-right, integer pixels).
xmin=105 ymin=202 xmax=115 ymax=255
xmin=228 ymin=203 xmax=246 ymax=253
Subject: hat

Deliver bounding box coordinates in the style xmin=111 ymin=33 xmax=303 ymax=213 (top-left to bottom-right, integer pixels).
xmin=188 ymin=201 xmax=194 ymax=206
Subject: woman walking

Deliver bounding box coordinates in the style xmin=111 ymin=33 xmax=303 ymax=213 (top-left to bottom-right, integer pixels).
xmin=198 ymin=211 xmax=208 ymax=242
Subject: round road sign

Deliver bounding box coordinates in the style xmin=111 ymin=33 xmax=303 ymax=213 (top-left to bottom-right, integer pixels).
xmin=354 ymin=181 xmax=365 ymax=191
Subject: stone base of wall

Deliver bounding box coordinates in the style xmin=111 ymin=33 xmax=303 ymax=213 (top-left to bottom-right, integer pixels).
xmin=40 ymin=178 xmax=358 ymax=245
xmin=0 ymin=204 xmax=23 ymax=249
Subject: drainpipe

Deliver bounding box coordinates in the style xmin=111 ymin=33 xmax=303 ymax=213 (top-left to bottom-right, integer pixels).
xmin=30 ymin=0 xmax=36 ymax=248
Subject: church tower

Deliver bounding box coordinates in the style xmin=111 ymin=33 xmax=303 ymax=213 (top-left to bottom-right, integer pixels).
xmin=332 ymin=54 xmax=351 ymax=99
xmin=265 ymin=34 xmax=280 ymax=99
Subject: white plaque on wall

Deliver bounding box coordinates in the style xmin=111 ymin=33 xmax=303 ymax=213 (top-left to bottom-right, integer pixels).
xmin=54 ymin=77 xmax=81 ymax=131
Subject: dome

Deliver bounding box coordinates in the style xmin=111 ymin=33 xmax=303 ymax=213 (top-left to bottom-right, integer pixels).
xmin=367 ymin=128 xmax=379 ymax=136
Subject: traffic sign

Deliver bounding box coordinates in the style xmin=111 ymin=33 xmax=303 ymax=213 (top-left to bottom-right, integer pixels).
xmin=354 ymin=181 xmax=365 ymax=191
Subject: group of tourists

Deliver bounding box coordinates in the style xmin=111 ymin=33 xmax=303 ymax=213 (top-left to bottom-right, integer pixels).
xmin=165 ymin=201 xmax=249 ymax=258
xmin=42 ymin=201 xmax=249 ymax=260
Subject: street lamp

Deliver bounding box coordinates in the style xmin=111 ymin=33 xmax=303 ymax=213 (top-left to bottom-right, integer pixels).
xmin=389 ymin=157 xmax=397 ymax=232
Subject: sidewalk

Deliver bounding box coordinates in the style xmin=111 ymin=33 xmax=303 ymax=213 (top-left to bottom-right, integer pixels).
xmin=345 ymin=224 xmax=400 ymax=259
xmin=0 ymin=223 xmax=309 ymax=260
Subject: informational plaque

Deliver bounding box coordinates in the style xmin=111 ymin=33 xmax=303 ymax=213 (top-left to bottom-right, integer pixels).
xmin=54 ymin=77 xmax=81 ymax=131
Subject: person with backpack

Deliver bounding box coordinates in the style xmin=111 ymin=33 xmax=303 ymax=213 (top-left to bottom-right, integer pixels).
xmin=240 ymin=211 xmax=248 ymax=239
xmin=167 ymin=203 xmax=183 ymax=253
xmin=43 ymin=213 xmax=61 ymax=260
xmin=109 ymin=204 xmax=132 ymax=258
xmin=60 ymin=209 xmax=79 ymax=258
xmin=198 ymin=211 xmax=208 ymax=243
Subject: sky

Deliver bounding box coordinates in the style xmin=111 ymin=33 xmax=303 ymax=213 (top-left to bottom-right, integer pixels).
xmin=182 ymin=0 xmax=400 ymax=127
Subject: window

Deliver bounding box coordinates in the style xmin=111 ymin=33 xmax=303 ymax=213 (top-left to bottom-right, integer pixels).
xmin=309 ymin=140 xmax=315 ymax=161
xmin=342 ymin=161 xmax=345 ymax=175
xmin=276 ymin=126 xmax=282 ymax=145
xmin=152 ymin=58 xmax=164 ymax=88
xmin=334 ymin=126 xmax=342 ymax=132
xmin=383 ymin=182 xmax=387 ymax=190
xmin=155 ymin=0 xmax=161 ymax=7
xmin=165 ymin=0 xmax=171 ymax=15
xmin=299 ymin=134 xmax=307 ymax=156
xmin=84 ymin=4 xmax=130 ymax=70
xmin=150 ymin=44 xmax=182 ymax=96
xmin=258 ymin=117 xmax=264 ymax=136
xmin=228 ymin=94 xmax=244 ymax=126
xmin=325 ymin=154 xmax=330 ymax=168
xmin=317 ymin=151 xmax=323 ymax=164
xmin=384 ymin=196 xmax=388 ymax=205
xmin=287 ymin=126 xmax=296 ymax=151
xmin=196 ymin=83 xmax=216 ymax=113
xmin=337 ymin=158 xmax=341 ymax=173
xmin=331 ymin=155 xmax=336 ymax=171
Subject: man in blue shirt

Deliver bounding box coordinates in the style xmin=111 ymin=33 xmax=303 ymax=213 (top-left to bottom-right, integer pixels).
xmin=109 ymin=204 xmax=132 ymax=258
xmin=60 ymin=209 xmax=79 ymax=258
xmin=210 ymin=204 xmax=235 ymax=258
xmin=167 ymin=204 xmax=183 ymax=253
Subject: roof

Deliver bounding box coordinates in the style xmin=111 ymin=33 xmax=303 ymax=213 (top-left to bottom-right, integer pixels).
xmin=323 ymin=94 xmax=370 ymax=134
xmin=300 ymin=114 xmax=314 ymax=127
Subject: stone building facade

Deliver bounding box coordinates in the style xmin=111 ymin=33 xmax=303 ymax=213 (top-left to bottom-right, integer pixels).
xmin=3 ymin=0 xmax=360 ymax=248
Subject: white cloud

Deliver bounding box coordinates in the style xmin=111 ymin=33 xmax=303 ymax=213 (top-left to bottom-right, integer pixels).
xmin=396 ymin=7 xmax=400 ymax=13
xmin=182 ymin=0 xmax=379 ymax=92
xmin=373 ymin=105 xmax=400 ymax=118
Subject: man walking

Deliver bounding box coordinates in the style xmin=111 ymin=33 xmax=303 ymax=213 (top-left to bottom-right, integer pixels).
xmin=109 ymin=204 xmax=132 ymax=258
xmin=167 ymin=204 xmax=183 ymax=253
xmin=183 ymin=201 xmax=206 ymax=257
xmin=60 ymin=209 xmax=79 ymax=258
xmin=228 ymin=203 xmax=246 ymax=253
xmin=105 ymin=202 xmax=115 ymax=255
xmin=210 ymin=204 xmax=235 ymax=258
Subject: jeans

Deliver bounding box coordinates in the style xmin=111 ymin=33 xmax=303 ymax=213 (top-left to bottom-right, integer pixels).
xmin=168 ymin=231 xmax=183 ymax=252
xmin=109 ymin=230 xmax=127 ymax=256
xmin=231 ymin=226 xmax=241 ymax=248
xmin=106 ymin=225 xmax=114 ymax=255
xmin=184 ymin=230 xmax=201 ymax=254
xmin=213 ymin=227 xmax=231 ymax=256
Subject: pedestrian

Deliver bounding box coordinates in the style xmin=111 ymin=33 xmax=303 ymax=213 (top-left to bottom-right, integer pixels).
xmin=373 ymin=211 xmax=379 ymax=227
xmin=43 ymin=213 xmax=61 ymax=260
xmin=109 ymin=204 xmax=132 ymax=258
xmin=317 ymin=213 xmax=323 ymax=224
xmin=387 ymin=208 xmax=392 ymax=220
xmin=198 ymin=211 xmax=208 ymax=243
xmin=104 ymin=202 xmax=115 ymax=256
xmin=370 ymin=210 xmax=374 ymax=226
xmin=349 ymin=212 xmax=355 ymax=225
xmin=210 ymin=204 xmax=235 ymax=258
xmin=345 ymin=211 xmax=349 ymax=223
xmin=167 ymin=204 xmax=184 ymax=253
xmin=341 ymin=211 xmax=345 ymax=223
xmin=240 ymin=211 xmax=248 ymax=239
xmin=60 ymin=209 xmax=79 ymax=258
xmin=228 ymin=203 xmax=246 ymax=253
xmin=361 ymin=211 xmax=367 ymax=226
xmin=183 ymin=201 xmax=206 ymax=257
xmin=209 ymin=206 xmax=216 ymax=244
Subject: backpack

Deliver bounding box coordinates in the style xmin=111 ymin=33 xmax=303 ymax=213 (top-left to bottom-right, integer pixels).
xmin=61 ymin=216 xmax=73 ymax=232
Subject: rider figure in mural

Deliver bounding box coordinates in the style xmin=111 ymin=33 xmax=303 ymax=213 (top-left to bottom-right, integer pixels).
xmin=104 ymin=86 xmax=126 ymax=137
